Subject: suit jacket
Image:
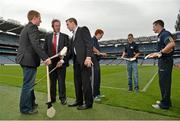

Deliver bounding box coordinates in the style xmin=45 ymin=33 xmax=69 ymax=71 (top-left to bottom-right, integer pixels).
xmin=16 ymin=22 xmax=48 ymax=67
xmin=44 ymin=32 xmax=69 ymax=66
xmin=71 ymin=26 xmax=93 ymax=65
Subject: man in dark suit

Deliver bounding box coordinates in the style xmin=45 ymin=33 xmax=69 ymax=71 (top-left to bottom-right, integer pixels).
xmin=66 ymin=18 xmax=93 ymax=110
xmin=44 ymin=19 xmax=69 ymax=105
xmin=16 ymin=10 xmax=51 ymax=114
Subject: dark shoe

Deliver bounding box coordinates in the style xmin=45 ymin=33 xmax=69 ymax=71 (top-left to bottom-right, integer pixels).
xmin=128 ymin=87 xmax=133 ymax=92
xmin=135 ymin=89 xmax=139 ymax=93
xmin=21 ymin=108 xmax=38 ymax=115
xmin=134 ymin=86 xmax=139 ymax=92
xmin=77 ymin=104 xmax=92 ymax=110
xmin=51 ymin=99 xmax=56 ymax=103
xmin=33 ymin=103 xmax=38 ymax=110
xmin=152 ymin=103 xmax=169 ymax=110
xmin=159 ymin=103 xmax=170 ymax=109
xmin=157 ymin=100 xmax=171 ymax=109
xmin=68 ymin=102 xmax=82 ymax=107
xmin=60 ymin=98 xmax=67 ymax=105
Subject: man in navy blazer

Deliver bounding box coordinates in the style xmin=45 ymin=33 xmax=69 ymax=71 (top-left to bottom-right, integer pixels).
xmin=44 ymin=19 xmax=69 ymax=105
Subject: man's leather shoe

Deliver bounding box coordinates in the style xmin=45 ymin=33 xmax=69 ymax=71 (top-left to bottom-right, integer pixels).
xmin=77 ymin=104 xmax=92 ymax=110
xmin=60 ymin=98 xmax=67 ymax=105
xmin=33 ymin=103 xmax=38 ymax=110
xmin=51 ymin=99 xmax=56 ymax=103
xmin=68 ymin=102 xmax=81 ymax=107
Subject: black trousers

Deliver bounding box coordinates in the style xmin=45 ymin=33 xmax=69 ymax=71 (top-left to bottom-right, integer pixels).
xmin=49 ymin=58 xmax=66 ymax=102
xmin=92 ymin=57 xmax=101 ymax=97
xmin=158 ymin=57 xmax=173 ymax=109
xmin=73 ymin=57 xmax=93 ymax=107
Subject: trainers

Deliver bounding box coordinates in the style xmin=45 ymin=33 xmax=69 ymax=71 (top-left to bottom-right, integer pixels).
xmin=94 ymin=96 xmax=101 ymax=102
xmin=135 ymin=89 xmax=139 ymax=93
xmin=156 ymin=100 xmax=161 ymax=104
xmin=98 ymin=95 xmax=105 ymax=98
xmin=152 ymin=104 xmax=160 ymax=109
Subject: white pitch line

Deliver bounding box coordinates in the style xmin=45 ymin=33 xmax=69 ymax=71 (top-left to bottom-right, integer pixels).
xmin=101 ymin=85 xmax=127 ymax=91
xmin=141 ymin=71 xmax=158 ymax=92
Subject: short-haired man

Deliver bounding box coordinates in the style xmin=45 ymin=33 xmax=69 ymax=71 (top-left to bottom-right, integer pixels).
xmin=16 ymin=10 xmax=51 ymax=114
xmin=44 ymin=19 xmax=69 ymax=105
xmin=146 ymin=20 xmax=175 ymax=109
xmin=91 ymin=29 xmax=107 ymax=102
xmin=121 ymin=33 xmax=140 ymax=92
xmin=66 ymin=18 xmax=93 ymax=110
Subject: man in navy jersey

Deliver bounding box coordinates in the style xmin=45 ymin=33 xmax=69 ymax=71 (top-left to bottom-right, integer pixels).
xmin=121 ymin=33 xmax=140 ymax=92
xmin=91 ymin=29 xmax=107 ymax=102
xmin=146 ymin=20 xmax=175 ymax=109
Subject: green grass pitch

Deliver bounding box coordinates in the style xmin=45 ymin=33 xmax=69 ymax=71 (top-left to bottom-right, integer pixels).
xmin=0 ymin=65 xmax=180 ymax=120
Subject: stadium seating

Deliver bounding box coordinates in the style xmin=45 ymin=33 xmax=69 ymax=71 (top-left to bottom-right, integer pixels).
xmin=1 ymin=18 xmax=180 ymax=65
xmin=0 ymin=33 xmax=19 ymax=46
xmin=0 ymin=55 xmax=16 ymax=64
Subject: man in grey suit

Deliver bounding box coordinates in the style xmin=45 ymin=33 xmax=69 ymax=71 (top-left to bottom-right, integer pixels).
xmin=44 ymin=19 xmax=69 ymax=105
xmin=16 ymin=10 xmax=51 ymax=114
xmin=66 ymin=18 xmax=93 ymax=110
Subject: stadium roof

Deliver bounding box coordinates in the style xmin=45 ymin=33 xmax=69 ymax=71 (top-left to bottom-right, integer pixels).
xmin=0 ymin=17 xmax=47 ymax=38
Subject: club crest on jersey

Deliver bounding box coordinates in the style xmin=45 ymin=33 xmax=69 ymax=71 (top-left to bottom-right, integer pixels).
xmin=157 ymin=38 xmax=160 ymax=42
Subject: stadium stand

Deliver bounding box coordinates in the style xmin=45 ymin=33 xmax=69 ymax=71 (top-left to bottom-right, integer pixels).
xmin=0 ymin=33 xmax=19 ymax=46
xmin=0 ymin=17 xmax=47 ymax=64
xmin=0 ymin=55 xmax=16 ymax=65
xmin=0 ymin=17 xmax=180 ymax=65
xmin=99 ymin=31 xmax=180 ymax=65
